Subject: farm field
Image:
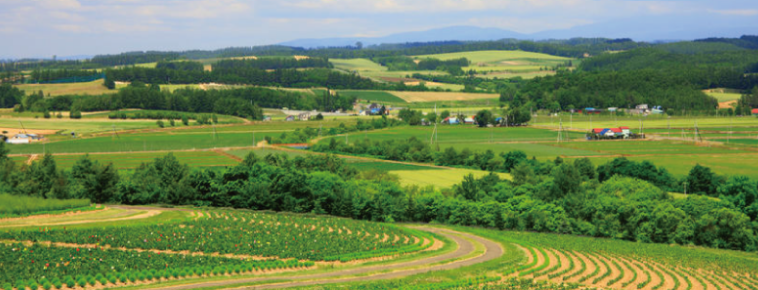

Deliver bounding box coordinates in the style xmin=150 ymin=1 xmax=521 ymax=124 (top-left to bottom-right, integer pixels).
xmin=393 ymin=168 xmax=510 ymax=188
xmin=533 ymin=114 xmax=758 ymax=131
xmin=339 ymin=90 xmax=407 ymax=103
xmin=704 ymin=88 xmax=743 ymax=102
xmin=0 ymin=194 xmax=91 ymax=217
xmin=13 ymin=79 xmax=114 ymax=96
xmin=0 ymin=118 xmax=159 ymax=136
xmin=412 ymin=50 xmax=574 ymax=74
xmin=564 ymin=153 xmax=758 ymax=177
xmin=0 ymin=206 xmax=456 ymax=290
xmin=390 ymin=91 xmax=499 ymax=103
xmin=556 ymin=140 xmax=750 ymax=156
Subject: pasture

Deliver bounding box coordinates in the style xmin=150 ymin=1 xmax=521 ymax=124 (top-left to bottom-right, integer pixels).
xmin=48 ymin=151 xmax=239 ymax=170
xmin=339 ymin=90 xmax=407 ymax=103
xmin=704 ymin=88 xmax=743 ymax=102
xmin=390 ymin=91 xmax=499 ymax=102
xmin=0 ymin=118 xmax=158 ymax=135
xmin=413 ymin=50 xmax=574 ymax=74
xmin=14 ymin=79 xmax=114 ymax=96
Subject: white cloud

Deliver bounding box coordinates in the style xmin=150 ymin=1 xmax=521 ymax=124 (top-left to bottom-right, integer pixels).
xmin=709 ymin=9 xmax=758 ymax=16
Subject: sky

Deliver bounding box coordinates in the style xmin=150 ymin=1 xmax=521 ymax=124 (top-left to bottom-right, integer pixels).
xmin=1 ymin=0 xmax=757 ymax=59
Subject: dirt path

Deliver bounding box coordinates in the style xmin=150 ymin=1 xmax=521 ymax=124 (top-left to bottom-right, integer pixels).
xmin=0 ymin=209 xmax=161 ymax=228
xmin=148 ymin=227 xmax=503 ymax=290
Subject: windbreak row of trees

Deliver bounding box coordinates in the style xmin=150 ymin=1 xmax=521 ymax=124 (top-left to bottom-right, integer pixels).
xmin=213 ymin=57 xmax=332 ymax=70
xmin=29 ymin=69 xmax=101 ymax=83
xmin=2 ymin=141 xmax=756 ymax=251
xmin=372 ymin=56 xmax=469 ymax=75
xmin=21 ymin=83 xmax=354 ymax=119
xmin=105 ymin=67 xmax=377 ymax=89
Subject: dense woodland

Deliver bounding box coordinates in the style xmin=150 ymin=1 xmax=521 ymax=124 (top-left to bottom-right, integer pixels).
xmin=1 ymin=140 xmax=755 ymax=252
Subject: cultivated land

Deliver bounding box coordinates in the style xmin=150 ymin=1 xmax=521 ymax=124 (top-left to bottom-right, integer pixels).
xmin=14 ymin=79 xmax=115 ymax=96
xmin=412 ymin=50 xmax=575 ymax=75
xmin=1 ymin=205 xmax=755 ymax=290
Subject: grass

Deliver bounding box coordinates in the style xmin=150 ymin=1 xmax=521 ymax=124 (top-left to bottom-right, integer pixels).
xmin=412 ymin=50 xmax=573 ymax=75
xmin=704 ymin=88 xmax=743 ymax=102
xmin=339 ymin=90 xmax=407 ymax=103
xmin=556 ymin=140 xmax=749 ymax=155
xmin=330 ymin=58 xmax=387 ymax=73
xmin=390 ymin=91 xmax=499 ymax=103
xmin=0 ymin=194 xmax=90 ymax=216
xmin=476 ymin=71 xmax=556 ymax=80
xmin=13 ymin=79 xmax=115 ymax=96
xmin=392 ymin=168 xmax=510 ymax=188
xmin=533 ymin=114 xmax=758 ymax=130
xmin=0 ymin=118 xmax=159 ymax=135
xmin=348 ymin=161 xmax=440 ymax=172
xmin=49 ymin=151 xmax=239 ymax=170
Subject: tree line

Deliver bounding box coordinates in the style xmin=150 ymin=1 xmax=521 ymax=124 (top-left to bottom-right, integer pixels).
xmin=2 ymin=141 xmax=755 ymax=252
xmin=29 ymin=69 xmax=101 ymax=83
xmin=18 ymin=83 xmax=355 ymax=119
xmin=213 ymin=57 xmax=332 ymax=70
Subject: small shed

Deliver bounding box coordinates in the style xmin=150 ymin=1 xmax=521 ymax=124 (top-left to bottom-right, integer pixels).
xmin=298 ymin=112 xmax=311 ymax=121
xmin=464 ymin=116 xmax=475 ymax=124
xmin=447 ymin=117 xmax=459 ymax=125
xmin=7 ymin=134 xmax=30 ymax=144
xmin=262 ymin=116 xmax=272 ymax=121
xmin=285 ymin=115 xmax=295 ymax=121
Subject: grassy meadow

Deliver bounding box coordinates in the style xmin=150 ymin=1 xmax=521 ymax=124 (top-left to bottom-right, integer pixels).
xmin=14 ymin=79 xmax=115 ymax=96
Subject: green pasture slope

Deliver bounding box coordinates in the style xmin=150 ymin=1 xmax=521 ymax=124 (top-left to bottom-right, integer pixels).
xmin=413 ymin=50 xmax=574 ymax=73
xmin=49 ymin=151 xmax=238 ymax=170
xmin=339 ymin=90 xmax=407 ymax=103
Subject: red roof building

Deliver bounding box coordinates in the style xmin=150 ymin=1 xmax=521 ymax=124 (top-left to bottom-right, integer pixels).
xmin=619 ymin=126 xmax=630 ymax=130
xmin=752 ymin=108 xmax=758 ymax=115
xmin=610 ymin=128 xmax=623 ymax=133
xmin=592 ymin=128 xmax=604 ymax=133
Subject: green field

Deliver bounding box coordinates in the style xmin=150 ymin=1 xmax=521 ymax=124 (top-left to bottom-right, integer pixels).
xmin=413 ymin=50 xmax=574 ymax=74
xmin=14 ymin=79 xmax=115 ymax=96
xmin=0 ymin=194 xmax=90 ymax=216
xmin=49 ymin=151 xmax=239 ymax=170
xmin=339 ymin=90 xmax=407 ymax=103
xmin=533 ymin=114 xmax=758 ymax=130
xmin=705 ymin=88 xmax=743 ymax=102
xmin=393 ymin=168 xmax=510 ymax=188
xmin=0 ymin=118 xmax=159 ymax=135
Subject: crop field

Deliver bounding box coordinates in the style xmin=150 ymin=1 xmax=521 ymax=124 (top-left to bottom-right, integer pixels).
xmin=412 ymin=50 xmax=573 ymax=74
xmin=0 ymin=118 xmax=158 ymax=136
xmin=565 ymin=153 xmax=758 ymax=177
xmin=0 ymin=207 xmax=438 ymax=290
xmin=477 ymin=71 xmax=556 ymax=79
xmin=488 ymin=227 xmax=758 ymax=290
xmin=557 ymin=140 xmax=750 ymax=156
xmin=330 ymin=58 xmax=451 ymax=83
xmin=533 ymin=114 xmax=758 ymax=131
xmin=13 ymin=80 xmax=115 ymax=96
xmin=390 ymin=91 xmax=499 ymax=102
xmin=49 ymin=151 xmax=239 ymax=170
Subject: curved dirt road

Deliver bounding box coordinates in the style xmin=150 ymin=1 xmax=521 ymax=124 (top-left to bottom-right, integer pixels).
xmin=150 ymin=227 xmax=504 ymax=290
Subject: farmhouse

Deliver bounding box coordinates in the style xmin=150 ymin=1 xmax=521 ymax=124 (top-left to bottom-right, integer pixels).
xmin=298 ymin=112 xmax=311 ymax=121
xmin=752 ymin=108 xmax=758 ymax=116
xmin=443 ymin=117 xmax=459 ymax=125
xmin=464 ymin=116 xmax=476 ymax=124
xmin=7 ymin=134 xmax=30 ymax=144
xmin=584 ymin=108 xmax=602 ymax=114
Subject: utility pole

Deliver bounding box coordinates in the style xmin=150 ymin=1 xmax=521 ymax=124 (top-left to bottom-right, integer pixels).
xmin=253 ymin=131 xmax=256 ymax=147
xmin=684 ymin=181 xmax=688 ymax=197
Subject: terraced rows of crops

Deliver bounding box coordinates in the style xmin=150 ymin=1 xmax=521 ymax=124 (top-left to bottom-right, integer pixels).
xmin=511 ymin=244 xmax=758 ymax=290
xmin=0 ymin=209 xmax=438 ymax=290
xmin=0 ymin=242 xmax=312 ymax=290
xmin=0 ymin=210 xmax=426 ymax=261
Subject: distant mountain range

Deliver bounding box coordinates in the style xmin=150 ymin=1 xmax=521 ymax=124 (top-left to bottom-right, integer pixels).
xmin=280 ymin=17 xmax=758 ymax=48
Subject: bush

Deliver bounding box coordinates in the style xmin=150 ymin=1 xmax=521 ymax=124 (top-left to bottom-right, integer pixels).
xmin=43 ymin=111 xmax=51 ymax=119
xmin=156 ymin=120 xmax=165 ymax=128
xmin=56 ymin=112 xmax=62 ymax=118
xmin=169 ymin=119 xmax=175 ymax=126
xmin=69 ymin=109 xmax=82 ymax=119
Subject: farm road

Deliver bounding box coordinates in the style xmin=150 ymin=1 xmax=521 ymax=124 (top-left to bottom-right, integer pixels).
xmin=150 ymin=227 xmax=504 ymax=290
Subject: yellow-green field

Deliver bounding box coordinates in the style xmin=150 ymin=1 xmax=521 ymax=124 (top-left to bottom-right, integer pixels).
xmin=14 ymin=79 xmax=114 ymax=96
xmin=412 ymin=50 xmax=574 ymax=74
xmin=393 ymin=168 xmax=511 ymax=188
xmin=704 ymin=88 xmax=743 ymax=102
xmin=390 ymin=91 xmax=499 ymax=103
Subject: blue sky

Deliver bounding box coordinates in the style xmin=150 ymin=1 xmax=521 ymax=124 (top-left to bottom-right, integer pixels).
xmin=1 ymin=0 xmax=757 ymax=58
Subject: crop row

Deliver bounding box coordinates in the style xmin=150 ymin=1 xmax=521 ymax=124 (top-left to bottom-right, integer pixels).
xmin=510 ymin=244 xmax=758 ymax=290
xmin=0 ymin=242 xmax=312 ymax=289
xmin=0 ymin=210 xmax=418 ymax=261
xmin=323 ymin=228 xmax=434 ymax=262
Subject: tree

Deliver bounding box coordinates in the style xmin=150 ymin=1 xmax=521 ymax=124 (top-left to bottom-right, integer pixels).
xmin=156 ymin=120 xmax=165 ymax=128
xmin=181 ymin=114 xmax=189 ymax=125
xmin=212 ymin=114 xmax=218 ymax=124
xmin=427 ymin=112 xmax=437 ymax=124
xmin=551 ymin=163 xmax=581 ymax=198
xmin=439 ymin=110 xmax=450 ymax=120
xmin=314 ymin=113 xmax=324 ymax=120
xmin=687 ymin=164 xmax=720 ymax=196
xmin=43 ymin=110 xmax=51 ymax=119
xmin=573 ymin=158 xmax=596 ymax=180
xmin=69 ymin=108 xmax=81 ymax=119
xmin=474 ymin=110 xmax=493 ymax=127
xmin=355 ymin=41 xmax=363 ymax=49
xmin=104 ymin=78 xmax=116 ymax=90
